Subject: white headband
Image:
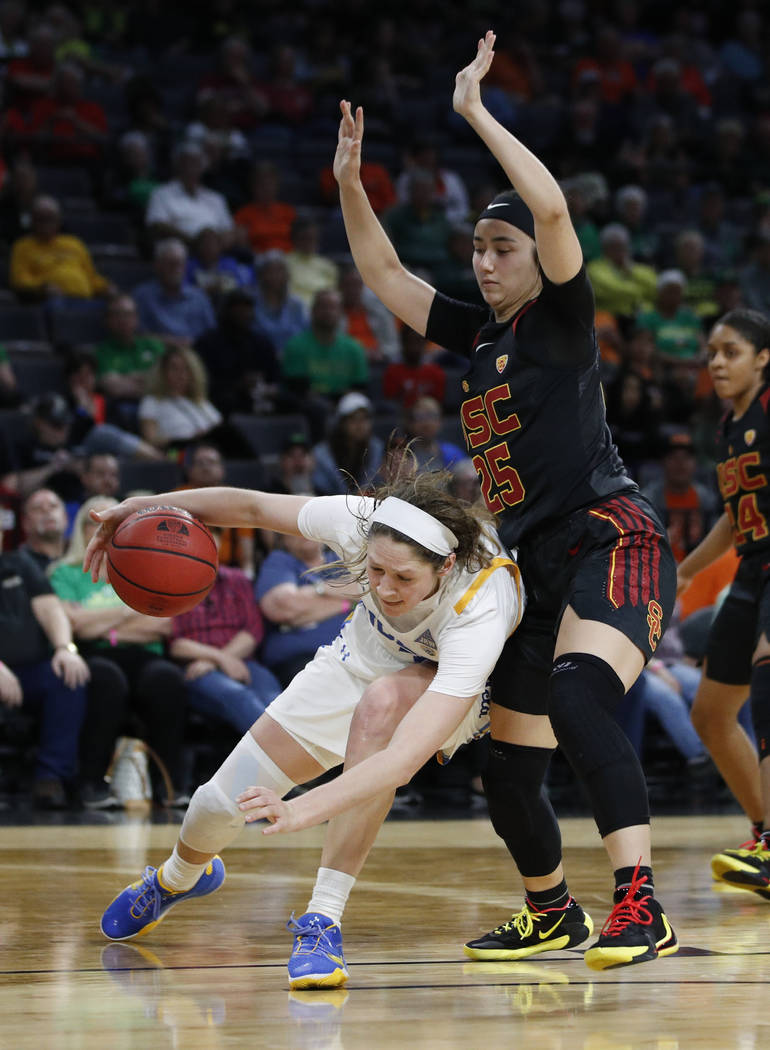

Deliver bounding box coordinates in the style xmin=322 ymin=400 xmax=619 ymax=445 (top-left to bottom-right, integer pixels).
xmin=370 ymin=496 xmax=458 ymax=557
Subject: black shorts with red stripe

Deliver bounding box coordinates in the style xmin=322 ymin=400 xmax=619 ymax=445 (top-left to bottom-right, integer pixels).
xmin=705 ymin=552 xmax=770 ymax=685
xmin=491 ymin=490 xmax=676 ymax=715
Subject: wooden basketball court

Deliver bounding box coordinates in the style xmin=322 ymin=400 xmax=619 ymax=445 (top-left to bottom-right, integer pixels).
xmin=0 ymin=812 xmax=767 ymax=1049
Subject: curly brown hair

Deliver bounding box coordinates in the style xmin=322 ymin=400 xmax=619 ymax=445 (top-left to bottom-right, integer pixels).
xmin=332 ymin=470 xmax=496 ymax=590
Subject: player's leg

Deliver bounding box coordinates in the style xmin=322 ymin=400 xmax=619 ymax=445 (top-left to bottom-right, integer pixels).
xmin=100 ymin=655 xmax=347 ymax=942
xmin=711 ymin=625 xmax=770 ymax=898
xmin=548 ymin=494 xmax=679 ymax=971
xmin=692 ymin=677 xmax=758 ymax=818
xmin=462 ymin=628 xmax=594 ymax=962
xmin=289 ymin=664 xmax=435 ymax=990
xmin=463 ymin=696 xmax=595 ymax=960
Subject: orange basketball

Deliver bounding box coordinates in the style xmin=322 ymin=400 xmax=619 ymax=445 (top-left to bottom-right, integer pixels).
xmin=107 ymin=506 xmax=218 ymax=617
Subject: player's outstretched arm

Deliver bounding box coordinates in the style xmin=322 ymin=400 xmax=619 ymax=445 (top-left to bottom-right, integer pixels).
xmin=237 ymin=688 xmax=476 ymax=834
xmin=453 ymin=31 xmax=582 ymax=285
xmin=334 ymin=99 xmax=435 ymax=334
xmin=83 ymin=488 xmax=312 ymax=580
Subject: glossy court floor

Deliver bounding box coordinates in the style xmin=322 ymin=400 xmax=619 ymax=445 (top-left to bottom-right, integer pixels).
xmin=1 ymin=811 xmax=768 ymax=1050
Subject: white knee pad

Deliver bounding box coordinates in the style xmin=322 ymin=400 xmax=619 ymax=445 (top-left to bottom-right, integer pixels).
xmin=179 ymin=732 xmax=296 ymax=855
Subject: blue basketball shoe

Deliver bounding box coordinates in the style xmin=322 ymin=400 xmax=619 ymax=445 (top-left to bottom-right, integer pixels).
xmin=100 ymin=857 xmax=225 ymax=941
xmin=287 ymin=912 xmax=349 ymax=990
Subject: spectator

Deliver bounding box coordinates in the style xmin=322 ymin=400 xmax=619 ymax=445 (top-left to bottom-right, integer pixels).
xmin=184 ymin=89 xmax=249 ymax=166
xmin=170 ymin=526 xmax=281 ymax=735
xmin=18 ymin=487 xmax=68 ymax=569
xmin=282 ymin=289 xmax=369 ymax=399
xmin=145 ymin=142 xmax=234 ymax=246
xmin=0 ymin=343 xmax=19 ymax=406
xmin=133 ymin=238 xmax=216 ymax=343
xmin=0 ymin=156 xmax=38 ymax=245
xmin=384 ymin=168 xmax=451 ymax=275
xmin=382 ymin=327 xmax=446 ymax=409
xmin=311 ymin=391 xmax=384 ymax=495
xmin=319 ymin=156 xmax=396 ymax=216
xmin=185 ymin=227 xmax=255 ymax=304
xmin=0 ymin=392 xmax=155 ymax=507
xmin=694 ymin=183 xmax=744 ymax=272
xmin=285 ymin=216 xmax=339 ymax=308
xmin=194 ymin=288 xmax=280 ymax=417
xmin=613 ymin=185 xmax=659 ymax=265
xmin=395 ymin=138 xmax=470 ymax=224
xmin=10 ymin=194 xmax=113 ymax=301
xmin=257 ymin=43 xmax=314 ymax=125
xmin=449 ymin=457 xmax=482 ymax=505
xmin=197 ymin=36 xmax=268 ymax=132
xmin=7 ymin=61 xmax=108 ymax=166
xmin=137 ymin=346 xmax=222 ymax=453
xmin=587 ymin=223 xmax=658 ymax=324
xmin=643 ymin=430 xmax=720 ymax=564
xmin=636 ymin=269 xmax=704 ymax=366
xmin=739 ymin=230 xmax=770 ymax=316
xmin=252 ymin=250 xmax=308 ymax=354
xmin=4 ymin=22 xmax=56 ymax=112
xmin=604 ymin=367 xmax=663 ymax=479
xmin=80 ymin=452 xmax=121 ymax=502
xmin=434 ymin=221 xmax=485 ymax=304
xmin=264 ymin=432 xmax=317 ymax=496
xmin=563 ymin=177 xmax=602 ymax=264
xmin=339 ymin=264 xmax=399 ymax=363
xmin=256 ymin=532 xmax=355 ymax=688
xmin=233 ymin=160 xmax=297 ymax=254
xmin=50 ymin=496 xmax=187 ymax=806
xmin=404 ymin=395 xmax=465 ymax=472
xmin=0 ymin=516 xmax=88 ymax=809
xmin=619 ymin=661 xmax=708 ymax=771
xmin=109 ymin=130 xmax=159 ymax=217
xmin=95 ymin=293 xmax=165 ymax=420
xmin=672 ymin=229 xmax=719 ymax=322
xmin=177 ymin=442 xmax=255 ymax=576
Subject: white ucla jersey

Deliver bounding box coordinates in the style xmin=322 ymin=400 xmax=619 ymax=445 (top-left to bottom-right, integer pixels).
xmin=297 ymin=495 xmax=524 ymax=699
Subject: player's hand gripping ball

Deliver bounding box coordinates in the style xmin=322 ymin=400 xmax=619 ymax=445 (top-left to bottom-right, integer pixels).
xmin=106 ymin=506 xmax=218 ymax=616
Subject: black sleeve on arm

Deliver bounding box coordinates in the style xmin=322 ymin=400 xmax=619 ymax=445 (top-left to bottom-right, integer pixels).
xmin=426 ymin=292 xmax=489 ymax=359
xmin=534 ymin=265 xmax=598 ymax=368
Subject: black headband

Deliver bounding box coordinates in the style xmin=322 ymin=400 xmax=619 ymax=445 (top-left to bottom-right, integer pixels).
xmin=477 ymin=195 xmax=535 ymax=239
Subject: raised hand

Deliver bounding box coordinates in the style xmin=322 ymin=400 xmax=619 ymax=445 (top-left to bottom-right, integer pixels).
xmin=333 ymin=99 xmax=364 ymax=188
xmin=453 ymin=30 xmax=496 ymax=117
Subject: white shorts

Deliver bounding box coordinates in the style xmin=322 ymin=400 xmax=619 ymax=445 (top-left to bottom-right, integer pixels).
xmin=266 ymin=646 xmax=491 ymax=770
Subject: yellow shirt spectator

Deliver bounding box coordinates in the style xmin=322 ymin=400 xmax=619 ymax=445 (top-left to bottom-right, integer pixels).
xmin=587 ymin=222 xmax=658 ymax=318
xmin=11 ymin=233 xmax=110 ymax=299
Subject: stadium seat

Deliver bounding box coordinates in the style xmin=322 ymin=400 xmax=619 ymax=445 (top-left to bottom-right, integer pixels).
xmin=224 ymin=458 xmax=266 ymax=490
xmin=48 ymin=308 xmax=106 ymax=346
xmin=118 ymin=458 xmax=182 ymax=496
xmin=229 ymin=414 xmax=310 ymax=457
xmin=0 ymin=305 xmax=48 ymax=343
xmin=8 ymin=351 xmax=66 ymax=397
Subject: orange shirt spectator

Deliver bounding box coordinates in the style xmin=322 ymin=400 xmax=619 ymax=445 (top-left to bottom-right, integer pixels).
xmin=234 ymin=200 xmax=296 ymax=253
xmin=679 ymin=548 xmax=740 ymax=621
xmin=319 ymin=161 xmax=396 ymax=215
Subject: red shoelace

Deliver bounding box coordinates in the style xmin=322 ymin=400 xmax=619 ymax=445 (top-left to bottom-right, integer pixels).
xmin=599 ymin=863 xmax=653 ymax=937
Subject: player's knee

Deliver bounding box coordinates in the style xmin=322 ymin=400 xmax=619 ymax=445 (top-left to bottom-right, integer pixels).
xmin=548 ymin=653 xmax=627 ymax=773
xmin=351 ymin=675 xmax=422 ymax=748
xmin=181 ymin=779 xmax=244 ymax=854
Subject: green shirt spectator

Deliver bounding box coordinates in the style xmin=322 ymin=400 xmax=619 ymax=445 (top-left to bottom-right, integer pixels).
xmin=95 ymin=294 xmax=165 ymax=402
xmin=49 ymin=562 xmax=163 ymax=655
xmin=282 ymin=289 xmax=369 ymax=397
xmin=636 ymin=270 xmax=704 ymax=362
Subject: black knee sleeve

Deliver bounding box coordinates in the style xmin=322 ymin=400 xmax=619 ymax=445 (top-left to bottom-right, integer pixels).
xmin=481 ymin=739 xmax=562 ymax=878
xmin=751 ymin=658 xmax=770 ymax=761
xmin=548 ymin=653 xmax=649 ymax=837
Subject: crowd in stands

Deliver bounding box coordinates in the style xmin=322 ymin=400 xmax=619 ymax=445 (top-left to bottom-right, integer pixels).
xmin=1 ymin=0 xmax=769 ymax=812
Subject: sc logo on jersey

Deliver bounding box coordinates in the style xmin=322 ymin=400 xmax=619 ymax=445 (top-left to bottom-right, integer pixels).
xmin=496 ymin=355 xmax=508 ymax=374
xmin=647 ymin=599 xmax=663 ymax=652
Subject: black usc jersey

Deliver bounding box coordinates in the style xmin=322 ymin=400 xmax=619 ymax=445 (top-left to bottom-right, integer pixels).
xmin=715 ymin=384 xmax=770 ymax=557
xmin=426 ymin=266 xmax=634 ymax=549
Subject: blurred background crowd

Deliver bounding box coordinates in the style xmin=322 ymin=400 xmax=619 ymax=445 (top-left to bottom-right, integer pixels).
xmin=0 ymin=0 xmax=767 ymax=814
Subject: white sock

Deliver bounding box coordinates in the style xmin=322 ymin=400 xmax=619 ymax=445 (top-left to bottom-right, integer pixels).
xmin=158 ymin=844 xmax=208 ymax=892
xmin=306 ymin=867 xmax=356 ymax=925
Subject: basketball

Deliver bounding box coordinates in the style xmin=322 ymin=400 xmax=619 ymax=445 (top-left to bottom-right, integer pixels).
xmin=106 ymin=506 xmax=218 ymax=617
